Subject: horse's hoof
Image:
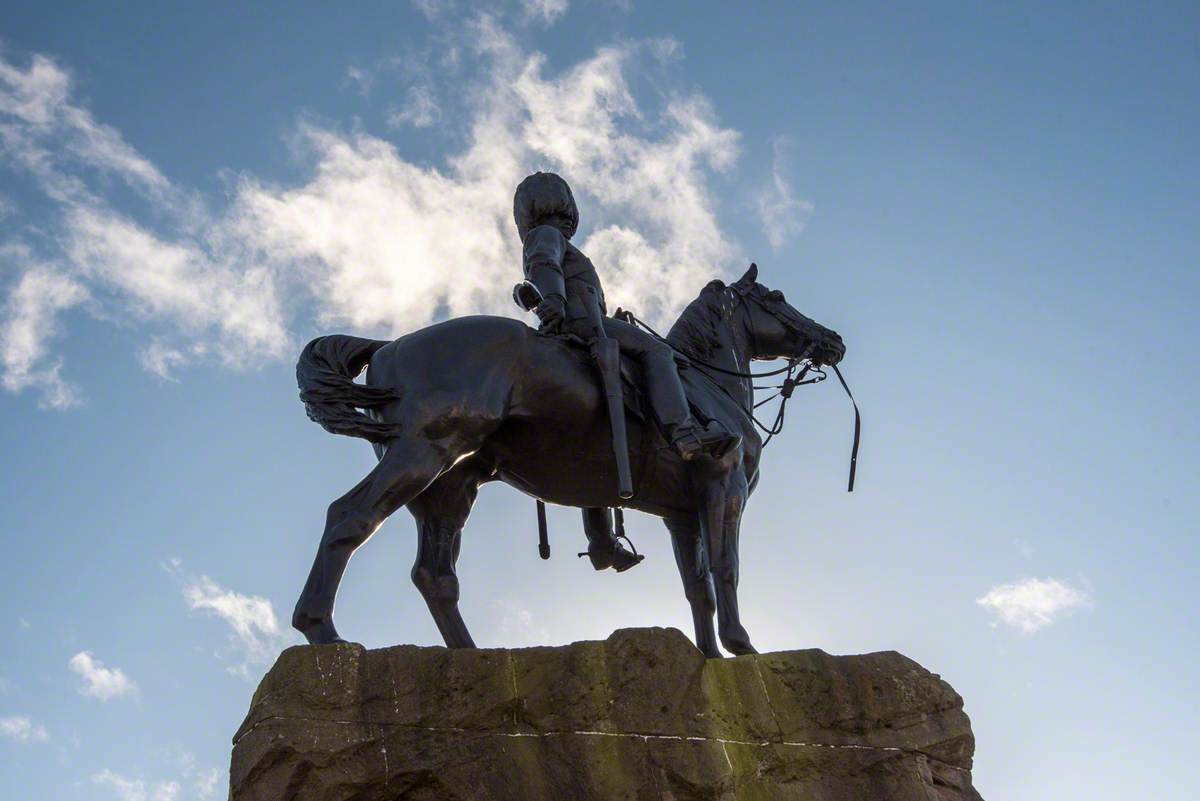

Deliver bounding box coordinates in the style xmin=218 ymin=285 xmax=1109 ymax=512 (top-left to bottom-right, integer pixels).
xmin=293 ymin=613 xmax=343 ymax=645
xmin=722 ymin=639 xmax=758 ymax=656
xmin=720 ymin=627 xmax=758 ymax=655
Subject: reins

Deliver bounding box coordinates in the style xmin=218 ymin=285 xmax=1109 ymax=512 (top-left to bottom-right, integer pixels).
xmin=621 ymin=296 xmax=861 ymax=492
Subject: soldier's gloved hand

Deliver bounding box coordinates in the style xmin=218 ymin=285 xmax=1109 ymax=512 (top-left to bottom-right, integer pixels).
xmin=534 ymin=294 xmax=566 ymax=333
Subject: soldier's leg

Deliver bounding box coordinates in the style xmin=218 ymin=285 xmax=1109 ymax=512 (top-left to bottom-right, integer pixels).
xmin=600 ymin=316 xmax=740 ymax=459
xmin=600 ymin=316 xmax=689 ymax=429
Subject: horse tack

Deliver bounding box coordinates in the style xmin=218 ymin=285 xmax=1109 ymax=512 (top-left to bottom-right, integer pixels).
xmin=623 ymin=282 xmax=861 ymax=488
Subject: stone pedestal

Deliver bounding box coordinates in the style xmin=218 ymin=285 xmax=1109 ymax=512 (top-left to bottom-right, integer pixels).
xmin=231 ymin=627 xmax=983 ymax=800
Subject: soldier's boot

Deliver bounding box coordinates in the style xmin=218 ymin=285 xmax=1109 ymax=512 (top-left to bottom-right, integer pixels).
xmin=670 ymin=420 xmax=743 ymax=462
xmin=586 ymin=537 xmax=644 ymax=572
xmin=581 ymin=507 xmax=644 ymax=572
xmin=640 ymin=347 xmax=742 ymax=462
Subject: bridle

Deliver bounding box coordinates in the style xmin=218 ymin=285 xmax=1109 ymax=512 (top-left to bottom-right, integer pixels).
xmin=624 ymin=283 xmax=861 ymax=492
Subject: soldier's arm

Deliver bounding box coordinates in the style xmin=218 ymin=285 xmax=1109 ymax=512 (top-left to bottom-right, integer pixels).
xmin=522 ymin=225 xmax=568 ymax=301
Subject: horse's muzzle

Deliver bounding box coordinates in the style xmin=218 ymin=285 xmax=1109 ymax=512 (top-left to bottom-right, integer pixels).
xmin=813 ymin=332 xmax=845 ymax=367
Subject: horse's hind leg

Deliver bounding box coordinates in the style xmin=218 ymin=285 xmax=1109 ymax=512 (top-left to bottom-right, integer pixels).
xmin=406 ymin=456 xmax=489 ymax=648
xmin=293 ymin=440 xmax=447 ymax=645
xmin=664 ymin=515 xmax=720 ymax=659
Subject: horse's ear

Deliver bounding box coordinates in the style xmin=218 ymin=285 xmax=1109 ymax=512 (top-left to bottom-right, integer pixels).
xmin=704 ymin=279 xmax=726 ymax=293
xmin=733 ymin=262 xmax=758 ymax=290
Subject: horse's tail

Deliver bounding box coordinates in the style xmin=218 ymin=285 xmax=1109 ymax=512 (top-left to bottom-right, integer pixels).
xmin=296 ymin=335 xmax=406 ymax=443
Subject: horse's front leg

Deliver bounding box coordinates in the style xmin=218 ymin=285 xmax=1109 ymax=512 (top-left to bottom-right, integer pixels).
xmin=700 ymin=468 xmax=756 ymax=655
xmin=664 ymin=516 xmax=720 ymax=658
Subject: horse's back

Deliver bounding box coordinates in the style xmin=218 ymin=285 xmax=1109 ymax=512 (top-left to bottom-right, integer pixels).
xmin=361 ymin=315 xmax=599 ymax=435
xmin=365 ymin=316 xmax=533 ymax=387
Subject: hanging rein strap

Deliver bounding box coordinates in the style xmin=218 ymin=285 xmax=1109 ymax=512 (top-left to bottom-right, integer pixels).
xmin=831 ymin=364 xmax=860 ymax=492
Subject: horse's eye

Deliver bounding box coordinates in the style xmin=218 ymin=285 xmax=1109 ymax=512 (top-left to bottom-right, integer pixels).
xmin=767 ymin=290 xmax=785 ymax=302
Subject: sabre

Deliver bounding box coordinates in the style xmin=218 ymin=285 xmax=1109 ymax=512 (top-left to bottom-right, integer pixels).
xmin=513 ymin=280 xmax=634 ymax=500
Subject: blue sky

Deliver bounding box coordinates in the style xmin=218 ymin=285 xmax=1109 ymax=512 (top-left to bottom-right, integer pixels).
xmin=1 ymin=2 xmax=1197 ymax=799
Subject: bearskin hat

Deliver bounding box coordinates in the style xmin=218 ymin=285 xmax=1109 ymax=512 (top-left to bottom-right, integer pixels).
xmin=513 ymin=171 xmax=579 ymax=240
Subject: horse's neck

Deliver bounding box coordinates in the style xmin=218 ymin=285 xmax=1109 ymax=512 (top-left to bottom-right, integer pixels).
xmin=666 ymin=295 xmax=753 ymax=410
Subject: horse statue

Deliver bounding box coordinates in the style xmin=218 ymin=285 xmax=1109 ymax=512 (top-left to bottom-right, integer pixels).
xmin=291 ymin=263 xmax=845 ymax=658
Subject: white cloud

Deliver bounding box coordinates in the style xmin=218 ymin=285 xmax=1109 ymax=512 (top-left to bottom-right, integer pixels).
xmin=1 ymin=53 xmax=286 ymax=401
xmin=411 ymin=0 xmax=453 ymax=21
xmin=167 ymin=749 xmax=222 ymax=799
xmin=387 ymin=85 xmax=441 ymax=128
xmin=0 ymin=55 xmax=171 ymax=205
xmin=0 ymin=260 xmax=88 ymax=408
xmin=1 ymin=21 xmax=746 ymax=405
xmin=183 ymin=575 xmax=288 ymax=675
xmin=755 ymin=137 xmax=812 ymax=251
xmin=492 ymin=599 xmax=550 ymax=646
xmin=93 ymin=770 xmax=179 ymax=801
xmin=344 ymin=65 xmax=373 ymax=96
xmin=193 ymin=768 xmax=222 ymax=800
xmin=69 ymin=651 xmax=136 ymax=700
xmin=977 ymin=577 xmax=1092 ymax=633
xmin=0 ymin=715 xmax=48 ymax=742
xmin=62 ymin=205 xmax=288 ymax=362
xmin=522 ymin=0 xmax=569 ymax=24
xmin=138 ymin=341 xmax=187 ymax=380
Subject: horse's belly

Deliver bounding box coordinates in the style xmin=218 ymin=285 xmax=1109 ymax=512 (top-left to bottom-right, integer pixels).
xmin=488 ymin=417 xmax=693 ymax=517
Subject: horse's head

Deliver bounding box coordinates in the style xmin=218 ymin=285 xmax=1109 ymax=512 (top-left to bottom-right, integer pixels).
xmin=725 ymin=263 xmax=845 ymax=366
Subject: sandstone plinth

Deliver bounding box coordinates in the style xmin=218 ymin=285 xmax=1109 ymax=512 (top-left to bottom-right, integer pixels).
xmin=231 ymin=627 xmax=983 ymax=800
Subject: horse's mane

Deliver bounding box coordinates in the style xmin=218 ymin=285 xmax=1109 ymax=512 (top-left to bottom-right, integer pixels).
xmin=665 ymin=282 xmax=731 ymax=360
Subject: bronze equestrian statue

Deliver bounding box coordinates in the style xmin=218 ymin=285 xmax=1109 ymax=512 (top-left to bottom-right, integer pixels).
xmin=292 ymin=172 xmax=846 ymax=658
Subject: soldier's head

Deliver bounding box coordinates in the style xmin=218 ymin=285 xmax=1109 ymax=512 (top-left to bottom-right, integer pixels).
xmin=513 ymin=171 xmax=579 ymax=241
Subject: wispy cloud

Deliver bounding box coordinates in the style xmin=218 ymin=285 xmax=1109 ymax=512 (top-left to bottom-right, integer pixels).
xmin=93 ymin=769 xmax=179 ymax=801
xmin=166 ymin=748 xmax=223 ymax=800
xmin=2 ymin=16 xmax=744 ymax=407
xmin=193 ymin=767 xmax=222 ymax=800
xmin=522 ymin=0 xmax=569 ymax=25
xmin=0 ymin=714 xmax=49 ymax=742
xmin=755 ymin=137 xmax=812 ymax=251
xmin=492 ymin=599 xmax=551 ymax=646
xmin=1 ymin=53 xmax=286 ymax=405
xmin=0 ymin=54 xmax=170 ymax=203
xmin=344 ymin=65 xmax=373 ymax=96
xmin=977 ymin=577 xmax=1092 ymax=633
xmin=387 ymin=84 xmax=441 ymax=128
xmin=68 ymin=651 xmax=136 ymax=700
xmin=138 ymin=341 xmax=189 ymax=381
xmin=182 ymin=574 xmax=290 ymax=676
xmin=0 ymin=258 xmax=89 ymax=408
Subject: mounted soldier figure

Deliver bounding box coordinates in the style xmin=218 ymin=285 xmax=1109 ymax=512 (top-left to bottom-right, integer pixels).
xmin=512 ymin=171 xmax=741 ymax=572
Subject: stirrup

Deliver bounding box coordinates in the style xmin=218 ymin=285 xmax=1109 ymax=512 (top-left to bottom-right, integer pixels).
xmin=578 ymin=538 xmax=644 ymax=572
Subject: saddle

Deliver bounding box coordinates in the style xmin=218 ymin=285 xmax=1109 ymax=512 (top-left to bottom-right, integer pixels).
xmin=551 ymin=329 xmax=713 ymax=432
